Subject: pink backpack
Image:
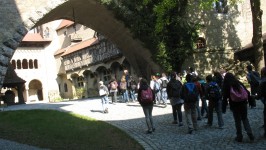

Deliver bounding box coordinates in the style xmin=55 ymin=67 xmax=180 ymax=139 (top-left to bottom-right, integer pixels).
xmin=140 ymin=88 xmax=153 ymax=104
xmin=230 ymin=85 xmax=248 ymax=102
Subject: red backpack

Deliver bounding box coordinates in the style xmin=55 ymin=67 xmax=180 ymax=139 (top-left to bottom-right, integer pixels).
xmin=140 ymin=88 xmax=153 ymax=104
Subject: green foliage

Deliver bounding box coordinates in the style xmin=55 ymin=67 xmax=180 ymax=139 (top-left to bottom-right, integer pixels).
xmin=75 ymin=87 xmax=86 ymax=99
xmin=100 ymin=0 xmax=207 ymax=72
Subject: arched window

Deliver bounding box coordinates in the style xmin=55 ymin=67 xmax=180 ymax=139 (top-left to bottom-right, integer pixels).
xmin=77 ymin=76 xmax=84 ymax=88
xmin=34 ymin=59 xmax=38 ymax=69
xmin=29 ymin=59 xmax=33 ymax=69
xmin=11 ymin=60 xmax=16 ymax=69
xmin=22 ymin=59 xmax=28 ymax=69
xmin=17 ymin=60 xmax=21 ymax=69
xmin=196 ymin=37 xmax=206 ymax=49
xmin=64 ymin=83 xmax=68 ymax=92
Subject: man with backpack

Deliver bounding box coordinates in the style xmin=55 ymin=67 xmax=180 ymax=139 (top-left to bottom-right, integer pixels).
xmin=159 ymin=73 xmax=169 ymax=107
xmin=246 ymin=64 xmax=260 ymax=108
xmin=205 ymin=75 xmax=224 ymax=129
xmin=181 ymin=74 xmax=199 ymax=134
xmin=167 ymin=72 xmax=183 ymax=126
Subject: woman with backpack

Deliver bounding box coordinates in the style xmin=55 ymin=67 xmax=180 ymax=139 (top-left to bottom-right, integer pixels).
xmin=137 ymin=78 xmax=155 ymax=134
xmin=222 ymin=72 xmax=254 ymax=142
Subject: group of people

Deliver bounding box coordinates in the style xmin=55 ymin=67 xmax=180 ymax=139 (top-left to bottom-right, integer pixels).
xmin=98 ymin=65 xmax=266 ymax=143
xmin=137 ymin=65 xmax=266 ymax=143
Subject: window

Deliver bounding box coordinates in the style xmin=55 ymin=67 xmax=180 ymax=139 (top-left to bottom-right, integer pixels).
xmin=196 ymin=37 xmax=206 ymax=49
xmin=34 ymin=59 xmax=38 ymax=69
xmin=11 ymin=60 xmax=16 ymax=69
xmin=214 ymin=0 xmax=228 ymax=14
xmin=77 ymin=76 xmax=84 ymax=87
xmin=29 ymin=59 xmax=33 ymax=69
xmin=103 ymin=70 xmax=111 ymax=83
xmin=44 ymin=27 xmax=50 ymax=38
xmin=64 ymin=83 xmax=68 ymax=92
xmin=17 ymin=60 xmax=21 ymax=69
xmin=22 ymin=59 xmax=28 ymax=69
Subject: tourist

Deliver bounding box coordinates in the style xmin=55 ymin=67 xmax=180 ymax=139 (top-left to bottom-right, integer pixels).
xmin=181 ymin=74 xmax=199 ymax=134
xmin=222 ymin=72 xmax=254 ymax=142
xmin=108 ymin=78 xmax=118 ymax=104
xmin=205 ymin=75 xmax=224 ymax=129
xmin=138 ymin=78 xmax=155 ymax=134
xmin=258 ymin=67 xmax=266 ymax=138
xmin=167 ymin=72 xmax=183 ymax=126
xmin=98 ymin=81 xmax=109 ymax=113
xmin=159 ymin=72 xmax=169 ymax=107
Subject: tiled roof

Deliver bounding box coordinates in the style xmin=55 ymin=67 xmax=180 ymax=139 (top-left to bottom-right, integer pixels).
xmin=55 ymin=38 xmax=98 ymax=56
xmin=56 ymin=20 xmax=74 ymax=31
xmin=22 ymin=33 xmax=51 ymax=42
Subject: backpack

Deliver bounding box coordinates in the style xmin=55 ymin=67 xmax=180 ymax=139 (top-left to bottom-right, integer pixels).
xmin=207 ymin=82 xmax=222 ymax=101
xmin=168 ymin=80 xmax=182 ymax=98
xmin=184 ymin=83 xmax=198 ymax=102
xmin=161 ymin=79 xmax=168 ymax=88
xmin=110 ymin=81 xmax=117 ymax=90
xmin=249 ymin=71 xmax=260 ymax=87
xmin=230 ymin=85 xmax=248 ymax=102
xmin=153 ymin=81 xmax=160 ymax=93
xmin=140 ymin=88 xmax=153 ymax=104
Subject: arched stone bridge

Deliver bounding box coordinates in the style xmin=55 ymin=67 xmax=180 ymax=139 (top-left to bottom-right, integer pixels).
xmin=0 ymin=0 xmax=162 ymax=89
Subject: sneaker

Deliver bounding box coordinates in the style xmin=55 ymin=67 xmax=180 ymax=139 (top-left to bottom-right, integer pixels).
xmin=218 ymin=126 xmax=224 ymax=129
xmin=152 ymin=128 xmax=155 ymax=132
xmin=197 ymin=117 xmax=202 ymax=121
xmin=178 ymin=122 xmax=183 ymax=127
xmin=172 ymin=121 xmax=178 ymax=124
xmin=146 ymin=130 xmax=152 ymax=134
xmin=235 ymin=137 xmax=243 ymax=142
xmin=105 ymin=108 xmax=109 ymax=113
xmin=248 ymin=133 xmax=255 ymax=142
xmin=188 ymin=129 xmax=193 ymax=134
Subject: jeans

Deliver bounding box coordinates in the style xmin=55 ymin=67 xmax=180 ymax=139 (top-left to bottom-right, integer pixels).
xmin=142 ymin=105 xmax=154 ymax=131
xmin=101 ymin=95 xmax=109 ymax=111
xmin=232 ymin=103 xmax=253 ymax=139
xmin=129 ymin=90 xmax=137 ymax=101
xmin=201 ymin=96 xmax=208 ymax=117
xmin=155 ymin=91 xmax=161 ymax=104
xmin=184 ymin=102 xmax=197 ymax=131
xmin=208 ymin=100 xmax=224 ymax=127
xmin=161 ymin=88 xmax=168 ymax=104
xmin=122 ymin=90 xmax=129 ymax=102
xmin=110 ymin=91 xmax=117 ymax=103
xmin=172 ymin=103 xmax=183 ymax=123
xmin=196 ymin=97 xmax=201 ymax=119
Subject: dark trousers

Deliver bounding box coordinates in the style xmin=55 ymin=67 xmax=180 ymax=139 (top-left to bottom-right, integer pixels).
xmin=232 ymin=103 xmax=253 ymax=139
xmin=172 ymin=103 xmax=183 ymax=123
xmin=208 ymin=100 xmax=224 ymax=127
xmin=264 ymin=103 xmax=266 ymax=135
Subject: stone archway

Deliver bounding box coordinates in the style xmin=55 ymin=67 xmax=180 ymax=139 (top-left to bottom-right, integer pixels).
xmin=0 ymin=0 xmax=162 ymax=89
xmin=28 ymin=79 xmax=43 ymax=101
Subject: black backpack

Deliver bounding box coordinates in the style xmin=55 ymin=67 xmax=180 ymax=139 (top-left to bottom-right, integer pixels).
xmin=168 ymin=80 xmax=182 ymax=98
xmin=161 ymin=79 xmax=168 ymax=88
xmin=184 ymin=83 xmax=198 ymax=103
xmin=207 ymin=82 xmax=222 ymax=101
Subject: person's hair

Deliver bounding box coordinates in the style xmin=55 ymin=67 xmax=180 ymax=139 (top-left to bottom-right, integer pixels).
xmin=140 ymin=78 xmax=148 ymax=86
xmin=261 ymin=67 xmax=266 ymax=77
xmin=246 ymin=64 xmax=253 ymax=71
xmin=186 ymin=74 xmax=193 ymax=82
xmin=170 ymin=72 xmax=177 ymax=80
xmin=206 ymin=75 xmax=213 ymax=82
xmin=223 ymin=72 xmax=241 ymax=90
